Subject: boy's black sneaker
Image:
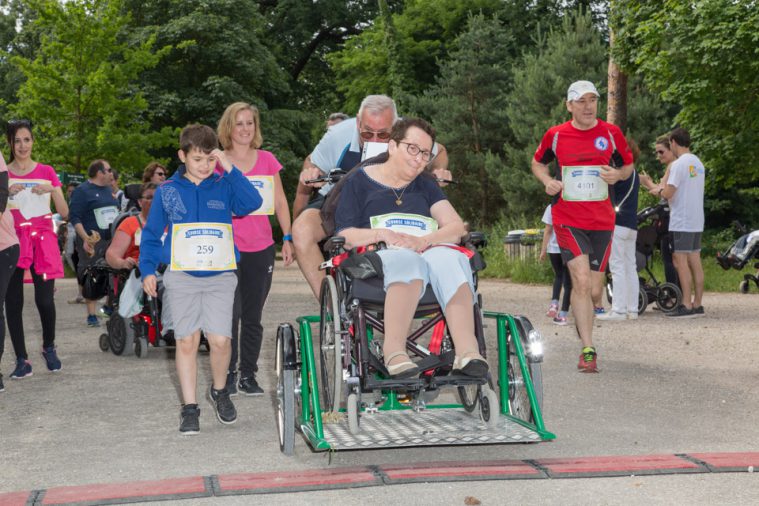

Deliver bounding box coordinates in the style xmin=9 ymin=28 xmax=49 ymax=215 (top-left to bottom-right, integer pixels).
xmin=238 ymin=376 xmax=264 ymax=396
xmin=226 ymin=371 xmax=238 ymax=397
xmin=209 ymin=387 xmax=237 ymax=424
xmin=179 ymin=404 xmax=200 ymax=435
xmin=692 ymin=306 xmax=705 ymax=317
xmin=666 ymin=305 xmax=696 ymax=318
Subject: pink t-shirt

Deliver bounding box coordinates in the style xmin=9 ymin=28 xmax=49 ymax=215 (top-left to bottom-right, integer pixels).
xmin=0 ymin=158 xmax=19 ymax=251
xmin=218 ymin=150 xmax=283 ymax=253
xmin=8 ymin=163 xmax=62 ymax=222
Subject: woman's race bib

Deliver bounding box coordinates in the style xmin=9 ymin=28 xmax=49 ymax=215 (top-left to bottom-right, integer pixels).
xmin=170 ymin=222 xmax=236 ymax=271
xmin=8 ymin=179 xmax=51 ymax=217
xmin=561 ymin=166 xmax=608 ymax=202
xmin=93 ymin=205 xmax=119 ymax=229
xmin=370 ymin=212 xmax=438 ymax=238
xmin=246 ymin=175 xmax=274 ymax=215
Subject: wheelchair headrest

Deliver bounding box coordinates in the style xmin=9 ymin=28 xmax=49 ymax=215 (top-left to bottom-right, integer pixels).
xmin=110 ymin=209 xmax=140 ymax=237
xmin=124 ymin=183 xmax=143 ymax=201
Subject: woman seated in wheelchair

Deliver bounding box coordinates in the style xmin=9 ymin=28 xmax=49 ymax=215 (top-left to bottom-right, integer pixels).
xmin=105 ymin=182 xmax=156 ymax=270
xmin=335 ymin=117 xmax=487 ymax=379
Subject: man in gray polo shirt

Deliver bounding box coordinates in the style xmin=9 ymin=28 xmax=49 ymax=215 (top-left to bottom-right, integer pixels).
xmin=659 ymin=128 xmax=705 ymax=318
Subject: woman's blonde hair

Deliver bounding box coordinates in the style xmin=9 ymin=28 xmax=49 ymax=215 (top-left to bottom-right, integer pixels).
xmin=217 ymin=102 xmax=263 ymax=150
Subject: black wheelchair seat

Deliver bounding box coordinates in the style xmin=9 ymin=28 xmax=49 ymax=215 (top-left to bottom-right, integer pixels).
xmin=349 ymin=276 xmax=440 ymax=308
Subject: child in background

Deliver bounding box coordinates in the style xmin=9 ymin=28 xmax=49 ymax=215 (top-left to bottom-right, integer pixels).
xmin=539 ymin=204 xmax=571 ymax=325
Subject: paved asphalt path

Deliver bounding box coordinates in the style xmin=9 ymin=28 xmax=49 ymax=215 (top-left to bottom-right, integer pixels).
xmin=1 ymin=262 xmax=758 ymax=504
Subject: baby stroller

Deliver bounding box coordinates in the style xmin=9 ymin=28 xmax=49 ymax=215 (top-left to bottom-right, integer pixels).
xmin=716 ymin=224 xmax=759 ymax=293
xmin=606 ymin=203 xmax=682 ymax=314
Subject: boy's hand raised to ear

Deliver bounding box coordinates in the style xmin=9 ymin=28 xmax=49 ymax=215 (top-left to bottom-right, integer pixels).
xmin=212 ymin=149 xmax=234 ymax=173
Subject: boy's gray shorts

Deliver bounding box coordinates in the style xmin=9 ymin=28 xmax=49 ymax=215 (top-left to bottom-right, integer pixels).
xmin=672 ymin=231 xmax=702 ymax=253
xmin=162 ymin=270 xmax=237 ymax=339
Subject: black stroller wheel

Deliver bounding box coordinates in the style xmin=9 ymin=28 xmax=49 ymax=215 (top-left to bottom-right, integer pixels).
xmin=637 ymin=285 xmax=648 ymax=315
xmin=655 ymin=282 xmax=682 ymax=312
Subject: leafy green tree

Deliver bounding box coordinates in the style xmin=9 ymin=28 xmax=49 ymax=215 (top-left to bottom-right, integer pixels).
xmin=123 ymin=0 xmax=315 ymax=195
xmin=610 ymin=0 xmax=759 ymax=226
xmin=329 ymin=0 xmax=502 ymax=113
xmin=255 ymin=0 xmax=391 ymax=112
xmin=0 ymin=0 xmax=40 ymax=119
xmin=10 ymin=0 xmax=174 ymax=175
xmin=124 ymin=0 xmax=289 ymax=129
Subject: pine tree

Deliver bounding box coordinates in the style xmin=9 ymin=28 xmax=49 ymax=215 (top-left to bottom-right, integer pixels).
xmin=414 ymin=14 xmax=512 ymax=226
xmin=497 ymin=9 xmax=607 ymax=219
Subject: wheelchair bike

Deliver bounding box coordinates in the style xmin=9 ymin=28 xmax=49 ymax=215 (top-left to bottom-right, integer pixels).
xmin=275 ymin=233 xmax=554 ymax=455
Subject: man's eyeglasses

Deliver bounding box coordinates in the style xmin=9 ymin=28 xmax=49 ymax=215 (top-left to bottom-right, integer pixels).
xmin=655 ymin=150 xmax=666 ymax=155
xmin=359 ymin=128 xmax=391 ymax=141
xmin=399 ymin=141 xmax=434 ymax=162
xmin=100 ymin=167 xmax=113 ymax=173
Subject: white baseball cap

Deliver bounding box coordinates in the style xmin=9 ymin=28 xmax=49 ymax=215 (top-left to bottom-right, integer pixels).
xmin=567 ymin=80 xmax=600 ymax=101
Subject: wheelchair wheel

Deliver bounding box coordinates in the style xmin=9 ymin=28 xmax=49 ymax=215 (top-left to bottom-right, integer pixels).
xmin=739 ymin=280 xmax=750 ymax=294
xmin=108 ymin=314 xmax=134 ymax=356
xmin=276 ymin=326 xmax=296 ymax=455
xmin=479 ymin=385 xmax=500 ymax=428
xmin=347 ymin=392 xmax=361 ymax=435
xmin=99 ymin=333 xmax=110 ymax=352
xmin=506 ymin=329 xmax=541 ymax=424
xmin=655 ymin=282 xmax=682 ymax=312
xmin=319 ymin=276 xmax=343 ymax=413
xmin=458 ymin=384 xmax=480 ymax=413
xmin=134 ymin=336 xmax=148 ymax=359
xmin=638 ymin=285 xmax=648 ymax=315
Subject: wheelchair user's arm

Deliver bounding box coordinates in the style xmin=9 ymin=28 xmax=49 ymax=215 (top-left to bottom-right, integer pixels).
xmin=105 ymin=229 xmax=137 ymax=271
xmin=428 ymin=199 xmax=468 ymax=245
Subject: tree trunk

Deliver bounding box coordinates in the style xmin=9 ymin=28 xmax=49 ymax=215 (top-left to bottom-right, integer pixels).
xmin=607 ymin=28 xmax=627 ymax=130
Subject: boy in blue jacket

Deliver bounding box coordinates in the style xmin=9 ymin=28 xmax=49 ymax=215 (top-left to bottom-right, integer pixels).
xmin=140 ymin=124 xmax=262 ymax=435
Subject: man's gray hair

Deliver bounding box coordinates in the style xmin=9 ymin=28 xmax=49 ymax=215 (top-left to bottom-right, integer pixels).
xmin=357 ymin=95 xmax=398 ymax=122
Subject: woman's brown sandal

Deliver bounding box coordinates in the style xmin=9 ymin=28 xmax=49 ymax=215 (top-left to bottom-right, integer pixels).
xmin=453 ymin=350 xmax=489 ymax=378
xmin=384 ymin=351 xmax=419 ymax=379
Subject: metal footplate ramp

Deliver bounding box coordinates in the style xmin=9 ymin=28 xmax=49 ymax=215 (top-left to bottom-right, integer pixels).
xmin=320 ymin=408 xmax=541 ymax=450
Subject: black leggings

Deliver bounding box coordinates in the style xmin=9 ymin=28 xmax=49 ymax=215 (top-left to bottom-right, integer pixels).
xmin=0 ymin=244 xmax=21 ymax=362
xmin=6 ymin=264 xmax=57 ymax=359
xmin=229 ymin=246 xmax=275 ymax=377
xmin=549 ymin=252 xmax=572 ymax=312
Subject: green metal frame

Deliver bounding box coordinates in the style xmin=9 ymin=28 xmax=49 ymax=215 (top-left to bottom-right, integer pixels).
xmin=295 ymin=311 xmax=555 ymax=450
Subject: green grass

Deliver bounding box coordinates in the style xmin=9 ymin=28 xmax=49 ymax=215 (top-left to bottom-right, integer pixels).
xmin=480 ymin=223 xmax=754 ymax=293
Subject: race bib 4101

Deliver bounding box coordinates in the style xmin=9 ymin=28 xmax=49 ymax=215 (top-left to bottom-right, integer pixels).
xmin=561 ymin=166 xmax=608 ymax=202
xmin=170 ymin=222 xmax=236 ymax=271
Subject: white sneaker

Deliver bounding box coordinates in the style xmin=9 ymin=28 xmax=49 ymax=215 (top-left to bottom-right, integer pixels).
xmin=596 ymin=311 xmax=627 ymax=321
xmin=627 ymin=312 xmax=638 ymax=320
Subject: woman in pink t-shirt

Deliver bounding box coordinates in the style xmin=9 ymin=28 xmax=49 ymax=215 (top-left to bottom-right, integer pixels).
xmin=216 ymin=102 xmax=293 ymax=395
xmin=0 ymin=152 xmax=20 ymax=392
xmin=5 ymin=119 xmax=68 ymax=378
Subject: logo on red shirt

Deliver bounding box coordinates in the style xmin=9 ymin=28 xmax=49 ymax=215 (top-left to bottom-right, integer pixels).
xmin=593 ymin=136 xmax=609 ymax=151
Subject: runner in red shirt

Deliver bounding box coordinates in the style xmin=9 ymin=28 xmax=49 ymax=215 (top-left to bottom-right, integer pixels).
xmin=531 ymin=80 xmax=634 ymax=372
